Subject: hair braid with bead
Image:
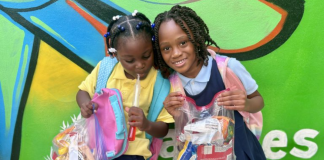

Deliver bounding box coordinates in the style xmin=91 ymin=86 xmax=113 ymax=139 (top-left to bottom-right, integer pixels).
xmin=105 ymin=12 xmax=157 ymax=66
xmin=153 ymin=5 xmax=219 ymax=78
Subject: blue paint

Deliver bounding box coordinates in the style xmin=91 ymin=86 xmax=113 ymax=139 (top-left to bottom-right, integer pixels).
xmin=0 ymin=0 xmax=51 ymax=9
xmin=100 ymin=0 xmax=131 ymax=15
xmin=0 ymin=82 xmax=8 ymax=160
xmin=0 ymin=10 xmax=34 ymax=160
xmin=19 ymin=0 xmax=105 ymax=66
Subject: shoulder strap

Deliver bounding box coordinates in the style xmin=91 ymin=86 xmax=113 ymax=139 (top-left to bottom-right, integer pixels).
xmin=210 ymin=49 xmax=263 ymax=140
xmin=215 ymin=54 xmax=228 ymax=84
xmin=209 ymin=49 xmax=243 ymax=91
xmin=145 ymin=71 xmax=170 ymax=141
xmin=95 ymin=57 xmax=118 ymax=93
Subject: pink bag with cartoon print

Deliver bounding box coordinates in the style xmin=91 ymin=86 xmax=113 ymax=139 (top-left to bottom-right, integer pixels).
xmin=87 ymin=88 xmax=129 ymax=160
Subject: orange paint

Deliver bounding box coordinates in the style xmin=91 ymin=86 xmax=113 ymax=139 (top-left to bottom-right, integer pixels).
xmin=66 ymin=0 xmax=108 ymax=56
xmin=209 ymin=0 xmax=288 ymax=53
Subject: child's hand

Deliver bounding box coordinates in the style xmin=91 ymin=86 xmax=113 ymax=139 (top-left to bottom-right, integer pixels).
xmin=217 ymin=89 xmax=247 ymax=111
xmin=163 ymin=91 xmax=185 ymax=117
xmin=80 ymin=101 xmax=98 ymax=118
xmin=126 ymin=107 xmax=150 ymax=131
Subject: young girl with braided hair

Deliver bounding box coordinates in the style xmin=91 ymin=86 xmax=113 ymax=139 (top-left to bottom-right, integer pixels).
xmin=153 ymin=5 xmax=266 ymax=159
xmin=77 ymin=10 xmax=173 ymax=160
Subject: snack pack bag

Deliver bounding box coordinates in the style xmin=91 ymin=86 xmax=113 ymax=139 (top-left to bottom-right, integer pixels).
xmin=51 ymin=118 xmax=95 ymax=160
xmin=170 ymin=74 xmax=235 ymax=160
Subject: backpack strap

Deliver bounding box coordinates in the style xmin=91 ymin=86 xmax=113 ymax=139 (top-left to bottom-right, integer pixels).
xmin=95 ymin=57 xmax=118 ymax=93
xmin=145 ymin=71 xmax=170 ymax=141
xmin=209 ymin=49 xmax=263 ymax=140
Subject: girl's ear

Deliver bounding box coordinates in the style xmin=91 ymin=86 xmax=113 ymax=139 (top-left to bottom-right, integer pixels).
xmin=114 ymin=52 xmax=119 ymax=61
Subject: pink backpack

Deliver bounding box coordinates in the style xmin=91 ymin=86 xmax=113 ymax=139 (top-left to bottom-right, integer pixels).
xmin=87 ymin=57 xmax=170 ymax=160
xmin=87 ymin=88 xmax=128 ymax=160
xmin=209 ymin=49 xmax=263 ymax=139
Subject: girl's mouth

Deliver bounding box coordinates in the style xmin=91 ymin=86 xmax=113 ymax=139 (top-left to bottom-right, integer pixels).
xmin=173 ymin=58 xmax=186 ymax=67
xmin=136 ymin=72 xmax=147 ymax=80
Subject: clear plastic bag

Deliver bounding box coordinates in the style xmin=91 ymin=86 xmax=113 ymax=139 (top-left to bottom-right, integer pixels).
xmin=170 ymin=74 xmax=235 ymax=160
xmin=51 ymin=118 xmax=95 ymax=160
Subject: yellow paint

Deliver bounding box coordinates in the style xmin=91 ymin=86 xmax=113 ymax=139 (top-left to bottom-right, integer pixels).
xmin=20 ymin=40 xmax=89 ymax=159
xmin=31 ymin=41 xmax=87 ymax=102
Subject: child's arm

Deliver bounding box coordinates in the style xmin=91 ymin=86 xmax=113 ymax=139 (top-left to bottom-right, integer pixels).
xmin=126 ymin=107 xmax=169 ymax=138
xmin=246 ymin=90 xmax=264 ymax=113
xmin=217 ymin=89 xmax=264 ymax=113
xmin=76 ymin=90 xmax=98 ymax=118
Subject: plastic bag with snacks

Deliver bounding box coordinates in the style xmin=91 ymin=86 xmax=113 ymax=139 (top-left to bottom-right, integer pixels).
xmin=51 ymin=118 xmax=95 ymax=160
xmin=169 ymin=73 xmax=235 ymax=160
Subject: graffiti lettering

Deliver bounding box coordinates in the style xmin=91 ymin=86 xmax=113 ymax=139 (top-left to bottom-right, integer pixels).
xmin=262 ymin=129 xmax=319 ymax=159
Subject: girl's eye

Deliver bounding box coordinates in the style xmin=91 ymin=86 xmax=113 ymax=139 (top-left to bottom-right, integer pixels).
xmin=180 ymin=41 xmax=187 ymax=46
xmin=143 ymin=54 xmax=151 ymax=59
xmin=125 ymin=59 xmax=134 ymax=63
xmin=163 ymin=47 xmax=170 ymax=51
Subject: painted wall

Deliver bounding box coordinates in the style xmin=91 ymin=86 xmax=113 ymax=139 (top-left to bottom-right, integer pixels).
xmin=0 ymin=0 xmax=323 ymax=159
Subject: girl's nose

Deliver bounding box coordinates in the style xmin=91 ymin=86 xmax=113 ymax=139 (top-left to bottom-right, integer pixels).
xmin=171 ymin=47 xmax=182 ymax=58
xmin=135 ymin=62 xmax=145 ymax=69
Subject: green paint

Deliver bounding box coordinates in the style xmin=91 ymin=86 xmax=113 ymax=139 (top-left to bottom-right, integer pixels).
xmin=112 ymin=0 xmax=323 ymax=159
xmin=30 ymin=16 xmax=76 ymax=49
xmin=20 ymin=98 xmax=80 ymax=160
xmin=112 ymin=0 xmax=281 ymax=49
xmin=0 ymin=15 xmax=25 ymax=131
xmin=242 ymin=0 xmax=324 ymax=159
xmin=1 ymin=0 xmax=321 ymax=159
xmin=15 ymin=45 xmax=29 ymax=104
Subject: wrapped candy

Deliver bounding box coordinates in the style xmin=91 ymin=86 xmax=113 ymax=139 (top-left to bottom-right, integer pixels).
xmin=51 ymin=118 xmax=95 ymax=160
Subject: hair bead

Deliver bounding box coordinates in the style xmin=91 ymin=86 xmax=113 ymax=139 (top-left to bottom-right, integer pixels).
xmin=104 ymin=32 xmax=110 ymax=37
xmin=132 ymin=10 xmax=138 ymax=16
xmin=108 ymin=48 xmax=117 ymax=53
xmin=136 ymin=22 xmax=142 ymax=30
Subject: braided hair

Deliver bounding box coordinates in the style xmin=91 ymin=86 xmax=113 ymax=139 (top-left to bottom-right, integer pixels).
xmin=105 ymin=12 xmax=157 ymax=67
xmin=153 ymin=5 xmax=219 ymax=78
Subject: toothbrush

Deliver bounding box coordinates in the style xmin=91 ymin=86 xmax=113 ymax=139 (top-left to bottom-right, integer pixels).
xmin=128 ymin=74 xmax=140 ymax=141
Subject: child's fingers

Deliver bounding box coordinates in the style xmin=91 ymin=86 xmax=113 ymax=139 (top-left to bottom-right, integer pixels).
xmin=81 ymin=107 xmax=92 ymax=118
xmin=92 ymin=103 xmax=98 ymax=110
xmin=169 ymin=91 xmax=183 ymax=97
xmin=85 ymin=102 xmax=98 ymax=113
xmin=128 ymin=107 xmax=143 ymax=116
xmin=172 ymin=95 xmax=185 ymax=101
xmin=85 ymin=102 xmax=93 ymax=110
xmin=125 ymin=106 xmax=130 ymax=113
xmin=128 ymin=121 xmax=141 ymax=128
xmin=224 ymin=105 xmax=245 ymax=111
xmin=164 ymin=99 xmax=184 ymax=109
xmin=128 ymin=115 xmax=143 ymax=123
xmin=219 ymin=89 xmax=244 ymax=98
xmin=217 ymin=94 xmax=245 ymax=103
xmin=91 ymin=103 xmax=98 ymax=113
xmin=218 ymin=99 xmax=245 ymax=106
xmin=164 ymin=96 xmax=184 ymax=107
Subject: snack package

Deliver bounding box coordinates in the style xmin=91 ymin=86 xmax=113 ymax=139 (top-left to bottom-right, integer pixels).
xmin=170 ymin=74 xmax=235 ymax=160
xmin=51 ymin=118 xmax=95 ymax=160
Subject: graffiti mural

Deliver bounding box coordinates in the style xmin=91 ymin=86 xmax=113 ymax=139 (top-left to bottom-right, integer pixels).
xmin=1 ymin=0 xmax=323 ymax=159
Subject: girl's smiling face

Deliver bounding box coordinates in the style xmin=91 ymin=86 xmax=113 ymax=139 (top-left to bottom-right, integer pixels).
xmin=116 ymin=36 xmax=154 ymax=80
xmin=158 ymin=19 xmax=202 ymax=78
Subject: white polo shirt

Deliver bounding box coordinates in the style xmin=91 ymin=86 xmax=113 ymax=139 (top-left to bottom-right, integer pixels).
xmin=177 ymin=56 xmax=258 ymax=95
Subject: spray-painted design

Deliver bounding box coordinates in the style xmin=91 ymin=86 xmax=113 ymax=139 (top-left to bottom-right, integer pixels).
xmin=2 ymin=0 xmax=323 ymax=160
